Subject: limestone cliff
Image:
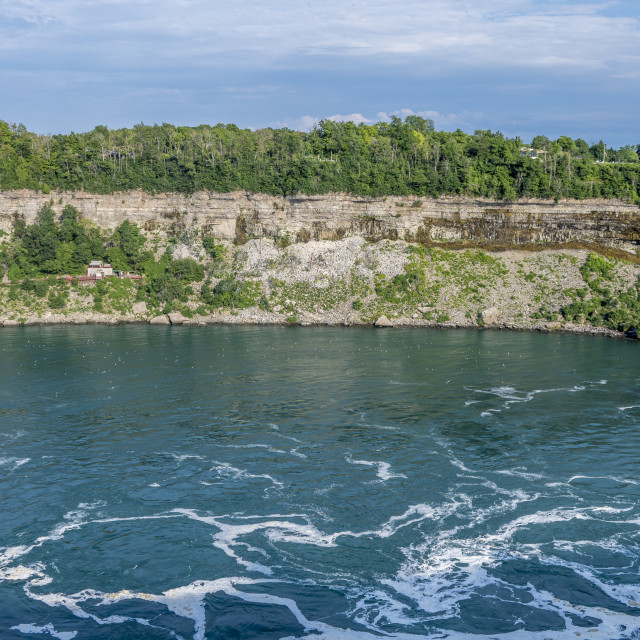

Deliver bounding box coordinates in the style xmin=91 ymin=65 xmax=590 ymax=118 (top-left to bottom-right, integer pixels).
xmin=1 ymin=190 xmax=639 ymax=255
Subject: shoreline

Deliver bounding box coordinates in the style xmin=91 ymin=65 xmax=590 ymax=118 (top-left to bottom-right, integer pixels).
xmin=3 ymin=233 xmax=639 ymax=342
xmin=0 ymin=311 xmax=627 ymax=340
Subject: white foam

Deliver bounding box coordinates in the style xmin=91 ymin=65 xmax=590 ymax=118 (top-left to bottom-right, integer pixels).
xmin=0 ymin=507 xmax=181 ymax=585
xmin=10 ymin=624 xmax=77 ymax=639
xmin=0 ymin=502 xmax=103 ymax=576
xmin=470 ymin=381 xmax=602 ymax=413
xmin=221 ymin=443 xmax=288 ymax=454
xmin=273 ymin=432 xmax=304 ymax=443
xmin=449 ymin=457 xmax=474 ymax=473
xmin=375 ymin=498 xmax=640 ymax=640
xmin=209 ymin=461 xmax=284 ymax=488
xmin=346 ymin=456 xmax=406 ymax=481
xmin=619 ymin=405 xmax=640 ymax=411
xmin=0 ymin=456 xmax=30 ymax=469
xmin=496 ymin=468 xmax=546 ymax=481
xmin=0 ymin=563 xmax=46 ymax=582
xmin=166 ymin=453 xmax=204 ymax=462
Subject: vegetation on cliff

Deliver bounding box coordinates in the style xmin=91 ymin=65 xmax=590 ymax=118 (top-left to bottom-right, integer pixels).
xmin=1 ymin=204 xmax=640 ymax=337
xmin=1 ymin=117 xmax=639 ymax=202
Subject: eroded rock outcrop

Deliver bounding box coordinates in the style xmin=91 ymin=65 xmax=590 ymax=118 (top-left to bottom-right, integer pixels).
xmin=0 ymin=190 xmax=639 ymax=254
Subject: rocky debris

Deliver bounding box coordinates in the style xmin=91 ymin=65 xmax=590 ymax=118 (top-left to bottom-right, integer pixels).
xmin=545 ymin=321 xmax=563 ymax=331
xmin=132 ymin=301 xmax=147 ymax=315
xmin=374 ymin=315 xmax=394 ymax=328
xmin=149 ymin=315 xmax=170 ymax=325
xmin=168 ymin=312 xmax=187 ymax=325
xmin=479 ymin=307 xmax=500 ymax=325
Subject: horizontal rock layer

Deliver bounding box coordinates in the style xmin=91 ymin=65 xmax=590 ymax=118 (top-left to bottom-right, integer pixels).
xmin=1 ymin=190 xmax=639 ymax=253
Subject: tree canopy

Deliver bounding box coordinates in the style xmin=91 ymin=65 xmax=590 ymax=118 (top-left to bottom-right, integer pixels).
xmin=0 ymin=117 xmax=639 ymax=202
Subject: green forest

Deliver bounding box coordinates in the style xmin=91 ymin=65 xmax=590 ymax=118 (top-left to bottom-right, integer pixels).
xmin=0 ymin=203 xmax=211 ymax=313
xmin=1 ymin=117 xmax=639 ymax=201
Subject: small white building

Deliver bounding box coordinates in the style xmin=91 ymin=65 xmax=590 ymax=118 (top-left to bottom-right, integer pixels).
xmin=86 ymin=261 xmax=113 ymax=279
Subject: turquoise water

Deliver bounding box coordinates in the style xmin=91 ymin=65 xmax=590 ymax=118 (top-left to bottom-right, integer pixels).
xmin=0 ymin=326 xmax=639 ymax=639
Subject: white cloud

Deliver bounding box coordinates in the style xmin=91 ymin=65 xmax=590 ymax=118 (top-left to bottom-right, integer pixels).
xmin=268 ymin=113 xmax=372 ymax=131
xmin=326 ymin=113 xmax=372 ymax=125
xmin=297 ymin=115 xmax=320 ymax=131
xmin=1 ymin=0 xmax=639 ymax=76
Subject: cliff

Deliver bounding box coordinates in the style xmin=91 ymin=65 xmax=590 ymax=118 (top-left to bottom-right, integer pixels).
xmin=1 ymin=190 xmax=639 ymax=256
xmin=2 ymin=190 xmax=640 ymax=338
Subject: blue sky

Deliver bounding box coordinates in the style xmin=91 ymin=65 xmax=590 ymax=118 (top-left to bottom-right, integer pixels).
xmin=1 ymin=0 xmax=639 ymax=146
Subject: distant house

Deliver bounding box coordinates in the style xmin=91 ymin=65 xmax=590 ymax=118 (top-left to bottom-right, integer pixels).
xmin=519 ymin=147 xmax=546 ymax=160
xmin=86 ymin=261 xmax=113 ymax=279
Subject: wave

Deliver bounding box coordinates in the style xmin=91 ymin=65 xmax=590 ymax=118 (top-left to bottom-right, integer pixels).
xmin=0 ymin=456 xmax=30 ymax=470
xmin=346 ymin=456 xmax=407 ymax=481
xmin=467 ymin=380 xmax=608 ymax=413
xmin=208 ymin=461 xmax=284 ymax=489
xmin=3 ymin=495 xmax=639 ymax=640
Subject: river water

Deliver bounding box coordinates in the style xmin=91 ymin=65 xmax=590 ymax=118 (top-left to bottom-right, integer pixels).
xmin=0 ymin=326 xmax=639 ymax=639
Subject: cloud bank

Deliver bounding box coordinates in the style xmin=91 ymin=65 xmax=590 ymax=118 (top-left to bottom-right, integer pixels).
xmin=0 ymin=0 xmax=639 ymax=144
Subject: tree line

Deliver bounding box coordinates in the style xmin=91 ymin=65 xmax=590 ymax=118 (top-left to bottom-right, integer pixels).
xmin=1 ymin=117 xmax=639 ymax=202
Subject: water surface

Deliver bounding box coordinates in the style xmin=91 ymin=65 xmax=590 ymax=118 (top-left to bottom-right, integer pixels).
xmin=0 ymin=326 xmax=639 ymax=639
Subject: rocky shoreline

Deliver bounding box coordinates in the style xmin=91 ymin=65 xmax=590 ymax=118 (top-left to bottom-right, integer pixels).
xmin=2 ymin=233 xmax=639 ymax=340
xmin=0 ymin=309 xmax=624 ymax=339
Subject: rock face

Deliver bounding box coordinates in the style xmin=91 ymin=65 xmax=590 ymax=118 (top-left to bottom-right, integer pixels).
xmin=0 ymin=190 xmax=639 ymax=254
xmin=168 ymin=312 xmax=187 ymax=325
xmin=480 ymin=307 xmax=500 ymax=325
xmin=132 ymin=301 xmax=147 ymax=315
xmin=149 ymin=315 xmax=170 ymax=325
xmin=375 ymin=315 xmax=394 ymax=327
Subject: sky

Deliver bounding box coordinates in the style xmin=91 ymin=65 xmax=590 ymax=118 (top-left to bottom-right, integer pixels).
xmin=1 ymin=0 xmax=639 ymax=146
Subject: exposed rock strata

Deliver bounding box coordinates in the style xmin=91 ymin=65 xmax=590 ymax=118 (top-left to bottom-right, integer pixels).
xmin=1 ymin=190 xmax=639 ymax=254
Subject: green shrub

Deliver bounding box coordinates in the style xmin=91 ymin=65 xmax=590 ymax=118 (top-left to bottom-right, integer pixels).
xmin=34 ymin=280 xmax=50 ymax=297
xmin=48 ymin=291 xmax=68 ymax=309
xmin=21 ymin=279 xmax=36 ymax=293
xmin=203 ymin=236 xmax=227 ymax=262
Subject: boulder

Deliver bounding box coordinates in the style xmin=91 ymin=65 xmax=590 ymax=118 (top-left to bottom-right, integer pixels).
xmin=479 ymin=307 xmax=500 ymax=325
xmin=374 ymin=315 xmax=394 ymax=327
xmin=132 ymin=301 xmax=147 ymax=315
xmin=3 ymin=319 xmax=19 ymax=327
xmin=149 ymin=315 xmax=170 ymax=325
xmin=545 ymin=321 xmax=562 ymax=332
xmin=168 ymin=312 xmax=187 ymax=325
